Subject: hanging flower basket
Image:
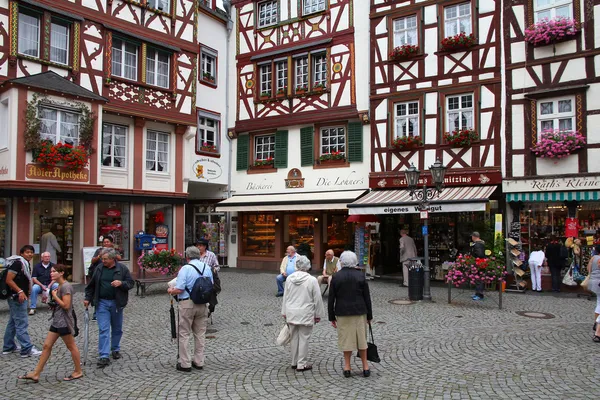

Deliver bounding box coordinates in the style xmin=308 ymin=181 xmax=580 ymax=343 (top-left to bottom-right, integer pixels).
xmin=524 ymin=17 xmax=579 ymax=47
xmin=389 ymin=44 xmax=420 ymax=61
xmin=319 ymin=151 xmax=346 ymax=163
xmin=440 ymin=32 xmax=476 ymax=52
xmin=446 ymin=254 xmax=508 ymax=288
xmin=391 ymin=135 xmax=423 ymax=151
xmin=253 ymin=157 xmax=274 ymax=168
xmin=137 ymin=249 xmax=184 ymax=276
xmin=530 ymin=129 xmax=585 ymax=160
xmin=443 ymin=129 xmax=478 ymax=147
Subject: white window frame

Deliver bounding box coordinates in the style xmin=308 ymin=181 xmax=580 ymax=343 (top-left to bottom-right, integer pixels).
xmin=112 ymin=38 xmax=139 ymax=81
xmin=394 ymin=101 xmax=420 ymax=138
xmin=254 ymin=134 xmax=275 ymax=161
xmin=197 ymin=115 xmax=219 ymax=153
xmin=320 ymin=126 xmax=346 ymax=156
xmin=39 ymin=106 xmax=81 ymax=146
xmin=49 ymin=20 xmax=69 ymax=65
xmin=303 ymin=0 xmax=325 ymax=15
xmin=259 ymin=63 xmax=272 ymax=95
xmin=148 ymin=0 xmax=170 ymax=12
xmin=295 ymin=56 xmax=308 ymax=89
xmin=275 ymin=60 xmax=287 ymax=92
xmin=533 ymin=0 xmax=573 ymax=22
xmin=146 ymin=130 xmax=170 ymax=173
xmin=258 ymin=0 xmax=278 ymax=28
xmin=146 ymin=47 xmax=170 ymax=89
xmin=17 ymin=12 xmax=40 ymax=58
xmin=0 ymin=98 xmax=8 ymax=150
xmin=446 ymin=93 xmax=474 ymax=132
xmin=444 ymin=2 xmax=472 ymax=38
xmin=201 ymin=48 xmax=217 ymax=83
xmin=537 ymin=96 xmax=576 ymax=133
xmin=102 ymin=123 xmax=128 ymax=169
xmin=312 ymin=53 xmax=327 ymax=87
xmin=393 ymin=15 xmax=418 ymax=47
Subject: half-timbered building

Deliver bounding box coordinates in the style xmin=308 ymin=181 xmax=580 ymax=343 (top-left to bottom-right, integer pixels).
xmin=0 ymin=0 xmax=200 ymax=281
xmin=347 ymin=0 xmax=503 ymax=279
xmin=217 ymin=0 xmax=371 ymax=270
xmin=502 ymin=0 xmax=600 ymax=289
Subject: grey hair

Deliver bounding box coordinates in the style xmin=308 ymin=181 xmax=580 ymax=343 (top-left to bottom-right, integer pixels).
xmin=339 ymin=251 xmax=358 ymax=269
xmin=102 ymin=248 xmax=118 ymax=260
xmin=287 ymin=246 xmax=296 ymax=252
xmin=41 ymin=251 xmax=51 ymax=257
xmin=295 ymin=255 xmax=311 ymax=272
xmin=185 ymin=246 xmax=201 ymax=260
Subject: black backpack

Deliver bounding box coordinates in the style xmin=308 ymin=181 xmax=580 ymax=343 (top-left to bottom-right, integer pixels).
xmin=0 ymin=268 xmax=10 ymax=300
xmin=185 ymin=263 xmax=213 ymax=305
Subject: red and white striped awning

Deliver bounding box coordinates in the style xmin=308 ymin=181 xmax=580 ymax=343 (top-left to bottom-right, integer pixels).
xmin=348 ymin=186 xmax=498 ymax=215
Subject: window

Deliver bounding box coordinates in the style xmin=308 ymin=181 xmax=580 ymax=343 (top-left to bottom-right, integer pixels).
xmin=320 ymin=127 xmax=346 ymax=156
xmin=393 ymin=15 xmax=418 ymax=47
xmin=102 ymin=123 xmax=127 ymax=168
xmin=312 ymin=54 xmax=327 ymax=87
xmin=0 ymin=99 xmax=8 ymax=150
xmin=145 ymin=203 xmax=173 ymax=250
xmin=39 ymin=107 xmax=80 ymax=145
xmin=295 ymin=57 xmax=308 ymax=89
xmin=276 ymin=61 xmax=287 ymax=91
xmin=444 ymin=2 xmax=472 ymax=37
xmin=534 ymin=0 xmax=572 ymax=21
xmin=259 ymin=64 xmax=272 ymax=95
xmin=18 ymin=12 xmax=40 ymax=57
xmin=50 ymin=21 xmax=69 ymax=65
xmin=146 ymin=48 xmax=170 ymax=88
xmin=199 ymin=0 xmax=212 ymax=7
xmin=146 ymin=130 xmax=169 ymax=172
xmin=303 ymin=0 xmax=325 ymax=15
xmin=242 ymin=213 xmax=276 ymax=257
xmin=197 ymin=117 xmax=219 ymax=152
xmin=148 ymin=0 xmax=170 ymax=11
xmin=258 ymin=1 xmax=278 ymax=28
xmin=538 ymin=97 xmax=575 ymax=132
xmin=112 ymin=38 xmax=138 ymax=81
xmin=201 ymin=49 xmax=216 ymax=82
xmin=97 ymin=201 xmax=131 ymax=260
xmin=447 ymin=94 xmax=473 ymax=131
xmin=394 ymin=101 xmax=419 ymax=138
xmin=255 ymin=134 xmax=275 ymax=161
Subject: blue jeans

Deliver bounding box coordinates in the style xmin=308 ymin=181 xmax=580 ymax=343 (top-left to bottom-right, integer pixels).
xmin=276 ymin=274 xmax=287 ymax=295
xmin=30 ymin=282 xmax=59 ymax=309
xmin=97 ymin=299 xmax=124 ymax=359
xmin=3 ymin=298 xmax=33 ymax=355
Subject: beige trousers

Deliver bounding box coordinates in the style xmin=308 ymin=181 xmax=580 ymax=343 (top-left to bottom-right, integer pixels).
xmin=317 ymin=275 xmax=330 ymax=286
xmin=289 ymin=324 xmax=313 ymax=369
xmin=402 ymin=261 xmax=410 ymax=285
xmin=178 ymin=300 xmax=208 ymax=368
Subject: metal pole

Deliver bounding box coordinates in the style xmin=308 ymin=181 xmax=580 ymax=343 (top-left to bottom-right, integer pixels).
xmin=422 ymin=186 xmax=432 ymax=301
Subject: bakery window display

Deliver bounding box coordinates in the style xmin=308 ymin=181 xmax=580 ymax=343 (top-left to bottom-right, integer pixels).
xmin=242 ymin=213 xmax=276 ymax=257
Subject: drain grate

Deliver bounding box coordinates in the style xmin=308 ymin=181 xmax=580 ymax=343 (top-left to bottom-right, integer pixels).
xmin=206 ymin=328 xmax=218 ymax=334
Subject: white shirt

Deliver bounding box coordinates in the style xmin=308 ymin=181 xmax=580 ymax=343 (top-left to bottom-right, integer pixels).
xmin=529 ymin=250 xmax=545 ymax=267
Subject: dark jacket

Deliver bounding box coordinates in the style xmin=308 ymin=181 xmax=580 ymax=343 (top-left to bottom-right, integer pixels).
xmin=32 ymin=262 xmax=54 ymax=286
xmin=85 ymin=262 xmax=134 ymax=309
xmin=545 ymin=242 xmax=564 ymax=269
xmin=328 ymin=267 xmax=373 ymax=321
xmin=471 ymin=240 xmax=486 ymax=258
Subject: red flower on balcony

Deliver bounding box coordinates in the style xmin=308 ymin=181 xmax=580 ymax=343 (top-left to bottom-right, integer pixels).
xmin=443 ymin=129 xmax=478 ymax=147
xmin=440 ymin=32 xmax=476 ymax=52
xmin=391 ymin=135 xmax=423 ymax=150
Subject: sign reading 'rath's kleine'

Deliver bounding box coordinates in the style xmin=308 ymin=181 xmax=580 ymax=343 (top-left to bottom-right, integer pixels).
xmin=26 ymin=164 xmax=89 ymax=182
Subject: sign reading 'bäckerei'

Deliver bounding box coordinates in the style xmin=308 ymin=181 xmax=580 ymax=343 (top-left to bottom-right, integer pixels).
xmin=503 ymin=176 xmax=600 ymax=193
xmin=26 ymin=164 xmax=89 ymax=182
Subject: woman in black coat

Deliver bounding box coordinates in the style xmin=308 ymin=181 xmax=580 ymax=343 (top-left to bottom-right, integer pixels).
xmin=545 ymin=236 xmax=565 ymax=292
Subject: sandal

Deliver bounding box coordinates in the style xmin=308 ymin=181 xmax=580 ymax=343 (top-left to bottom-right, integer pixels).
xmin=63 ymin=374 xmax=83 ymax=381
xmin=593 ymin=336 xmax=600 ymax=343
xmin=17 ymin=375 xmax=39 ymax=383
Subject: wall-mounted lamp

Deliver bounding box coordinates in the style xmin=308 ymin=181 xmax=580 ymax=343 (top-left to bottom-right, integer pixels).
xmin=314 ymin=217 xmax=319 ymax=222
xmin=275 ymin=218 xmax=280 ymax=224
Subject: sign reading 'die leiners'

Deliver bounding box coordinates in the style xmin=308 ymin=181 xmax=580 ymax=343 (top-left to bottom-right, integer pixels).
xmin=26 ymin=164 xmax=89 ymax=182
xmin=502 ymin=176 xmax=600 ymax=193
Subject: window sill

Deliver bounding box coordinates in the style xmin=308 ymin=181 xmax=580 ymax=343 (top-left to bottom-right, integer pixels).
xmin=200 ymin=78 xmax=217 ymax=88
xmin=314 ymin=160 xmax=350 ymax=169
xmin=146 ymin=171 xmax=170 ymax=177
xmin=387 ymin=53 xmax=428 ymax=64
xmin=254 ymin=10 xmax=328 ymax=33
xmin=101 ymin=166 xmax=129 ymax=172
xmin=390 ymin=145 xmax=424 ymax=151
xmin=17 ymin=54 xmax=72 ymax=70
xmin=196 ymin=150 xmax=221 ymax=158
xmin=247 ymin=166 xmax=277 ymax=174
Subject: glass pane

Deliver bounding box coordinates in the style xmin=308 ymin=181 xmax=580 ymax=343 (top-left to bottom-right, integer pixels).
xmin=558 ymin=118 xmax=573 ymax=131
xmin=540 ymin=102 xmax=553 ymax=115
xmin=558 ymin=99 xmax=572 ymax=113
xmin=536 ymin=10 xmax=551 ymax=20
xmin=541 ymin=120 xmax=554 ymax=131
xmin=18 ymin=13 xmax=40 ymax=57
xmin=445 ymin=5 xmax=457 ymax=19
xmin=555 ymin=5 xmax=571 ymax=18
xmin=448 ymin=97 xmax=459 ymax=110
xmin=50 ymin=23 xmax=69 ymax=64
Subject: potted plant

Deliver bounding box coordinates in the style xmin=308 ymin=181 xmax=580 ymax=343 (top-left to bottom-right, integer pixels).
xmin=530 ymin=129 xmax=586 ymax=160
xmin=313 ymin=82 xmax=326 ymax=92
xmin=391 ymin=135 xmax=423 ymax=151
xmin=440 ymin=32 xmax=476 ymax=52
xmin=524 ymin=17 xmax=579 ymax=47
xmin=34 ymin=140 xmax=89 ymax=171
xmin=319 ymin=151 xmax=346 ymax=163
xmin=276 ymin=87 xmax=287 ymax=98
xmin=137 ymin=248 xmax=184 ymax=276
xmin=253 ymin=157 xmax=274 ymax=168
xmin=443 ymin=128 xmax=478 ymax=147
xmin=203 ymin=72 xmax=215 ymax=83
xmin=259 ymin=91 xmax=271 ymax=100
xmin=295 ymin=85 xmax=308 ymax=95
xmin=389 ymin=44 xmax=420 ymax=61
xmin=446 ymin=253 xmax=507 ymax=289
xmin=200 ymin=142 xmax=218 ymax=153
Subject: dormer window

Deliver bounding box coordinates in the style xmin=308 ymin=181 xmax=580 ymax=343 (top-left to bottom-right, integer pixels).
xmin=258 ymin=1 xmax=278 ymax=28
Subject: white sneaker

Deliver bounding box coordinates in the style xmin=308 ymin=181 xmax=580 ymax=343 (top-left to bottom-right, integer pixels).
xmin=28 ymin=309 xmax=35 ymax=315
xmin=21 ymin=347 xmax=42 ymax=358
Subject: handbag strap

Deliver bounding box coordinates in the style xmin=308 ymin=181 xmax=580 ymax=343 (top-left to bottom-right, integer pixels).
xmin=368 ymin=322 xmax=375 ymax=344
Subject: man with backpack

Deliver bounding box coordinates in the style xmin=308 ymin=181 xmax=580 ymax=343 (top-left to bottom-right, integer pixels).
xmin=2 ymin=245 xmax=42 ymax=357
xmin=167 ymin=246 xmax=213 ymax=373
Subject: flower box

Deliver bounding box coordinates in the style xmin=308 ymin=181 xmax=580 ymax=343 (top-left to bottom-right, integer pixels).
xmin=253 ymin=157 xmax=274 ymax=168
xmin=295 ymin=86 xmax=308 ymax=95
xmin=524 ymin=17 xmax=579 ymax=47
xmin=440 ymin=32 xmax=476 ymax=52
xmin=446 ymin=254 xmax=508 ymax=288
xmin=276 ymin=89 xmax=287 ymax=99
xmin=443 ymin=129 xmax=478 ymax=148
xmin=319 ymin=152 xmax=346 ymax=164
xmin=312 ymin=83 xmax=326 ymax=92
xmin=389 ymin=44 xmax=420 ymax=61
xmin=391 ymin=135 xmax=423 ymax=151
xmin=531 ymin=129 xmax=585 ymax=160
xmin=259 ymin=92 xmax=271 ymax=100
xmin=200 ymin=142 xmax=218 ymax=153
xmin=137 ymin=249 xmax=184 ymax=276
xmin=203 ymin=73 xmax=215 ymax=84
xmin=34 ymin=140 xmax=89 ymax=171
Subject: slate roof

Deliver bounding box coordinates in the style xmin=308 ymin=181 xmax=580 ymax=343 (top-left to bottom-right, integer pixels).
xmin=5 ymin=71 xmax=107 ymax=102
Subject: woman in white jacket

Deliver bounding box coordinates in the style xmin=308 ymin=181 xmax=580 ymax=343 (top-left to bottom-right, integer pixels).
xmin=281 ymin=255 xmax=324 ymax=372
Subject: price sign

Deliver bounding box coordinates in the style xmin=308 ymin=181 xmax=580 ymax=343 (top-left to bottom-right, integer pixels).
xmin=420 ymin=211 xmax=428 ymax=220
xmin=422 ymin=225 xmax=428 ymax=236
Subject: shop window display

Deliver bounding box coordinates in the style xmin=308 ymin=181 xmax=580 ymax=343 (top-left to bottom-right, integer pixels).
xmin=326 ymin=215 xmax=353 ymax=255
xmin=97 ymin=202 xmax=130 ymax=260
xmin=33 ymin=200 xmax=74 ymax=275
xmin=242 ymin=213 xmax=276 ymax=257
xmin=0 ymin=199 xmax=11 ymax=268
xmin=145 ymin=204 xmax=173 ymax=250
xmin=285 ymin=215 xmax=315 ymax=259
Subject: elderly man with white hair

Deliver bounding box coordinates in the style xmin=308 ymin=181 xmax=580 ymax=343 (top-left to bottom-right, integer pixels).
xmin=276 ymin=246 xmax=298 ymax=297
xmin=29 ymin=252 xmax=58 ymax=315
xmin=281 ymin=255 xmax=324 ymax=372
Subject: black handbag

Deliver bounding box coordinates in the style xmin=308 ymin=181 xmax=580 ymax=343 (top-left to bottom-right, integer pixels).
xmin=356 ymin=323 xmax=380 ymax=363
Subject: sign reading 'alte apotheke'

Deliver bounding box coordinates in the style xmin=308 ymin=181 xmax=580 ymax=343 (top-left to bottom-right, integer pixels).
xmin=26 ymin=164 xmax=89 ymax=182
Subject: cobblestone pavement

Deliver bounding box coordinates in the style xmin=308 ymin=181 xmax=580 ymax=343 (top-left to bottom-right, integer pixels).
xmin=1 ymin=269 xmax=599 ymax=399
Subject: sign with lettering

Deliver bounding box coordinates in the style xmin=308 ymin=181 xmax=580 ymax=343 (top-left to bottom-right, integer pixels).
xmin=371 ymin=171 xmax=501 ymax=189
xmin=0 ymin=166 xmax=7 ymax=175
xmin=503 ymin=177 xmax=600 ymax=193
xmin=348 ymin=202 xmax=487 ymax=215
xmin=192 ymin=158 xmax=223 ymax=182
xmin=26 ymin=164 xmax=89 ymax=182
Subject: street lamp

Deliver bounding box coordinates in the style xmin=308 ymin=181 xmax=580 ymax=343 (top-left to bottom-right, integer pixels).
xmin=404 ymin=159 xmax=447 ymax=301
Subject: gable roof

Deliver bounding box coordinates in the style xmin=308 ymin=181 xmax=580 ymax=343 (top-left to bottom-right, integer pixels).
xmin=4 ymin=71 xmax=107 ymax=102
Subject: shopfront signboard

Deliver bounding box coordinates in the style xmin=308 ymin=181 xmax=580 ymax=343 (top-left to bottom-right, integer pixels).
xmin=371 ymin=171 xmax=501 ymax=189
xmin=26 ymin=164 xmax=89 ymax=182
xmin=192 ymin=158 xmax=223 ymax=182
xmin=349 ymin=202 xmax=487 ymax=215
xmin=503 ymin=176 xmax=600 ymax=193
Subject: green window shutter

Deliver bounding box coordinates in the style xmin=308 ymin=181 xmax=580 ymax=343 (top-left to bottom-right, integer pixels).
xmin=300 ymin=126 xmax=314 ymax=166
xmin=347 ymin=122 xmax=363 ymax=163
xmin=274 ymin=130 xmax=288 ymax=169
xmin=236 ymin=134 xmax=249 ymax=171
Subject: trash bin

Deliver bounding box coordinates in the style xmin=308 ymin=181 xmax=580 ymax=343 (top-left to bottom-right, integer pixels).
xmin=408 ymin=258 xmax=424 ymax=301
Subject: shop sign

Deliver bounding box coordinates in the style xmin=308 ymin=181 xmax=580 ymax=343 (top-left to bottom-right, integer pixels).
xmin=315 ymin=171 xmax=365 ymax=188
xmin=349 ymin=202 xmax=487 ymax=215
xmin=192 ymin=158 xmax=223 ymax=182
xmin=154 ymin=224 xmax=169 ymax=251
xmin=105 ymin=209 xmax=121 ymax=217
xmin=371 ymin=171 xmax=501 ymax=189
xmin=503 ymin=176 xmax=600 ymax=193
xmin=26 ymin=164 xmax=89 ymax=182
xmin=0 ymin=166 xmax=7 ymax=175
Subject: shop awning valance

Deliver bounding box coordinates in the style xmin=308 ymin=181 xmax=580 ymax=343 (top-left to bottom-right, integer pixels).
xmin=347 ymin=186 xmax=498 ymax=215
xmin=506 ymin=191 xmax=600 ymax=202
xmin=214 ymin=190 xmax=367 ymax=212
